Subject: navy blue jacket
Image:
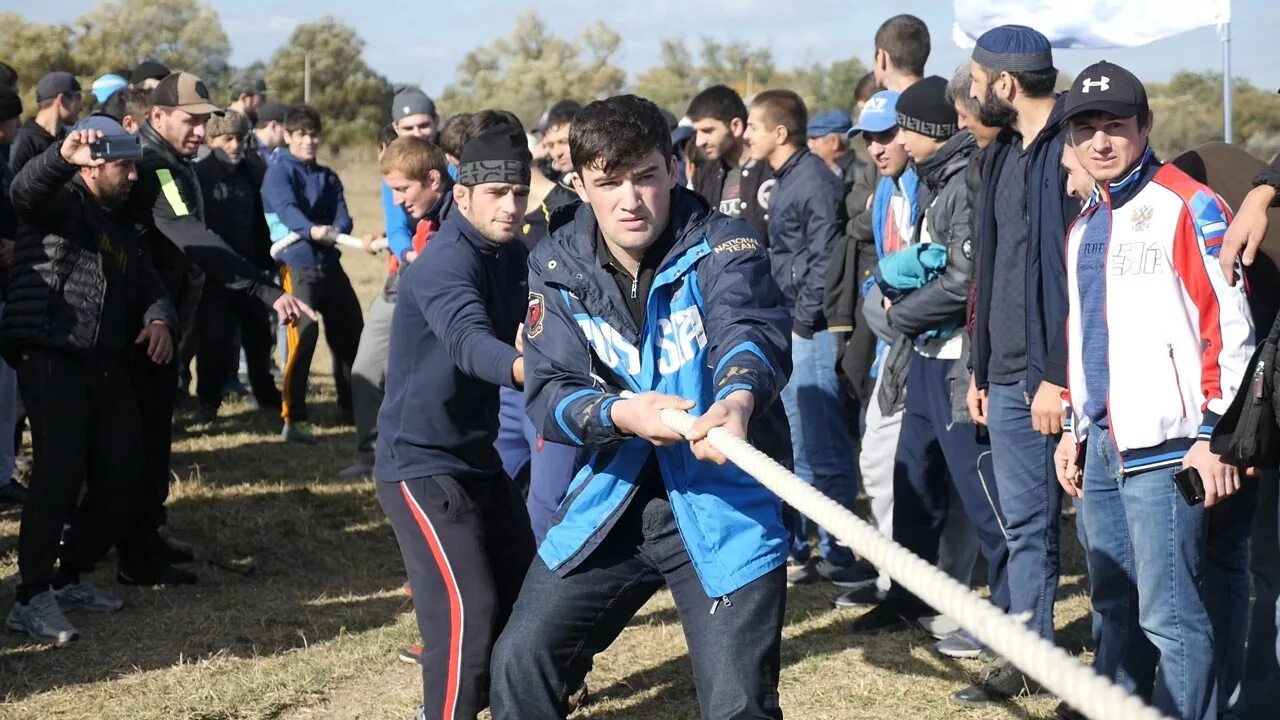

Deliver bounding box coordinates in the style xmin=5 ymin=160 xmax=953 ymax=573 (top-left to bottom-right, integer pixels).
xmin=766 ymin=147 xmax=846 ymax=338
xmin=262 ymin=151 xmax=353 ymax=269
xmin=972 ymin=96 xmax=1080 ymax=391
xmin=374 ymin=211 xmax=528 ymax=483
xmin=524 ymin=188 xmax=793 ymax=597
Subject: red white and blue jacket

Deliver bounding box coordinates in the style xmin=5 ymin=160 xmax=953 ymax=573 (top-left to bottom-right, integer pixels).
xmin=1065 ymin=152 xmax=1254 ymax=473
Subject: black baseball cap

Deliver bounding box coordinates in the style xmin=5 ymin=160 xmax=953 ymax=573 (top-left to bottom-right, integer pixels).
xmin=1065 ymin=61 xmax=1149 ymax=121
xmin=255 ymin=101 xmax=290 ymax=124
xmin=36 ymin=71 xmax=82 ymax=103
xmin=130 ymin=60 xmax=170 ymax=85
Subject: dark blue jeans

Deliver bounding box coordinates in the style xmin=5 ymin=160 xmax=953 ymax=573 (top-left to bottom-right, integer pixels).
xmin=887 ymin=354 xmax=1009 ymax=612
xmin=1081 ymin=425 xmax=1214 ymax=720
xmin=782 ymin=330 xmax=858 ymax=567
xmin=490 ymin=485 xmax=786 ymax=720
xmin=1233 ymin=473 xmax=1280 ymax=719
xmin=986 ymin=380 xmax=1062 ymax=641
xmin=1205 ymin=481 xmax=1257 ymax=716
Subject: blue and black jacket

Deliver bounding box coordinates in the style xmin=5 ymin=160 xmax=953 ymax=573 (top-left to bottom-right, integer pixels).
xmin=262 ymin=151 xmax=354 ymax=269
xmin=523 ymin=188 xmax=793 ymax=598
xmin=972 ymin=96 xmax=1080 ymax=391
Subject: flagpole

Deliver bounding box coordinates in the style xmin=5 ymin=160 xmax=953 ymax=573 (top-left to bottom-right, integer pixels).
xmin=1222 ymin=20 xmax=1233 ymax=143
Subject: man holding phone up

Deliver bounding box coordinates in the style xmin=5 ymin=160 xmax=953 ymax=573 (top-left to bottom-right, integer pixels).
xmin=1054 ymin=62 xmax=1253 ymax=720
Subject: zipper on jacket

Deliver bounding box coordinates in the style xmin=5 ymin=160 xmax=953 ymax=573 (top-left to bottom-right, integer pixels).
xmin=1252 ymin=360 xmax=1267 ymax=402
xmin=1167 ymin=344 xmax=1188 ymax=420
xmin=709 ymin=595 xmax=733 ymax=615
xmin=630 ymin=275 xmax=638 ymax=299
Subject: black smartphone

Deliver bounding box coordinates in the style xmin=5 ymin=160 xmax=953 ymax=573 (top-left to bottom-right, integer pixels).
xmin=90 ymin=134 xmax=143 ymax=161
xmin=1173 ymin=466 xmax=1206 ymax=506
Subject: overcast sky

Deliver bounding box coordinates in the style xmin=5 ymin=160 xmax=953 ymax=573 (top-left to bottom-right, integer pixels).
xmin=13 ymin=0 xmax=1278 ymax=98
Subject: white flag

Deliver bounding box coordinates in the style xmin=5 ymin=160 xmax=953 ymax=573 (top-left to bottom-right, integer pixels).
xmin=953 ymin=0 xmax=1230 ymax=49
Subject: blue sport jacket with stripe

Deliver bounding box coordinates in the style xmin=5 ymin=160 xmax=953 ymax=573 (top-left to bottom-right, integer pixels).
xmin=523 ymin=188 xmax=793 ymax=598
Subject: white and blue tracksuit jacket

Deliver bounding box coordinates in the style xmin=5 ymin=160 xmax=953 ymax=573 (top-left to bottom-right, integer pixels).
xmin=523 ymin=189 xmax=793 ymax=598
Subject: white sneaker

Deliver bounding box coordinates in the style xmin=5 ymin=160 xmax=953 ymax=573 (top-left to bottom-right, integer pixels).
xmin=55 ymin=582 xmax=124 ymax=613
xmin=6 ymin=590 xmax=78 ymax=645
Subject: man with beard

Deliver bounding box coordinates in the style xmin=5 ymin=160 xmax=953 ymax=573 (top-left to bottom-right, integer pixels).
xmin=192 ymin=110 xmax=282 ymax=422
xmin=375 ymin=125 xmax=535 ymax=720
xmin=2 ymin=119 xmax=176 ymax=643
xmin=963 ymin=25 xmax=1080 ymax=706
xmin=687 ymin=85 xmax=770 ymax=242
xmin=126 ymin=72 xmax=314 ymax=585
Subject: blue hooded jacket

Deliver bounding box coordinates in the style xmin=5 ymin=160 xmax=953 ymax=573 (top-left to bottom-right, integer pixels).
xmin=524 ymin=188 xmax=793 ymax=598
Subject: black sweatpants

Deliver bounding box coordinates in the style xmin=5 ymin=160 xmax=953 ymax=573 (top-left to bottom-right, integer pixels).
xmin=15 ymin=349 xmax=142 ymax=603
xmin=377 ymin=473 xmax=535 ymax=720
xmin=194 ymin=283 xmax=280 ymax=411
xmin=118 ymin=347 xmax=179 ymax=566
xmin=279 ymin=264 xmax=363 ymax=423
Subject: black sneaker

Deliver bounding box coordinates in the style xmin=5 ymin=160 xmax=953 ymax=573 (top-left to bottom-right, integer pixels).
xmin=158 ymin=527 xmax=195 ymax=565
xmin=0 ymin=479 xmax=27 ymax=506
xmin=952 ymin=659 xmax=1046 ymax=708
xmin=786 ymin=558 xmax=819 ymax=586
xmin=831 ymin=583 xmax=884 ymax=608
xmin=193 ymin=405 xmax=218 ymax=424
xmin=849 ymin=598 xmax=926 ymax=635
xmin=117 ymin=561 xmax=198 ymax=587
xmin=823 ymin=559 xmax=879 ymax=588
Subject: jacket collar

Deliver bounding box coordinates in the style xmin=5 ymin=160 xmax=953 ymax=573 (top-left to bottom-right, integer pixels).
xmin=1093 ymin=146 xmax=1160 ymax=210
xmin=442 ymin=207 xmax=506 ymax=257
xmin=915 ymin=131 xmax=977 ymax=191
xmin=543 ymin=187 xmax=714 ymax=287
xmin=772 ymin=146 xmax=811 ymax=180
xmin=139 ymin=122 xmax=191 ymax=168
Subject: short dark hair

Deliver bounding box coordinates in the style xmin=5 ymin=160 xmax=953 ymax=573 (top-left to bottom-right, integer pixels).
xmin=570 ymin=94 xmax=672 ymax=175
xmin=377 ymin=122 xmax=398 ymax=150
xmin=854 ymin=72 xmax=880 ymax=104
xmin=752 ymin=89 xmax=807 ymax=148
xmin=979 ymin=64 xmax=1058 ymax=100
xmin=874 ymin=14 xmax=931 ymax=78
xmin=466 ymin=109 xmax=525 ymax=146
xmin=0 ymin=62 xmax=17 ymax=91
xmin=544 ymin=99 xmax=580 ymax=131
xmin=99 ymin=92 xmax=127 ymax=122
xmin=438 ymin=113 xmax=472 ymax=159
xmin=686 ymin=85 xmax=747 ymax=124
xmin=122 ymin=88 xmax=152 ymax=124
xmin=285 ymin=105 xmax=322 ymax=134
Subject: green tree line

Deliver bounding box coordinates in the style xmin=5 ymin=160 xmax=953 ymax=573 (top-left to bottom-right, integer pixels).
xmin=2 ymin=0 xmax=1278 ymax=158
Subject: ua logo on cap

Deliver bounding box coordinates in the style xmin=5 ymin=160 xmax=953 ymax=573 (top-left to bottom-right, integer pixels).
xmin=1082 ymin=76 xmax=1110 ymax=93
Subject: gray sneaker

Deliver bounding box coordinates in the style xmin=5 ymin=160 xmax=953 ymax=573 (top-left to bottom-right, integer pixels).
xmin=6 ymin=590 xmax=78 ymax=645
xmin=934 ymin=629 xmax=985 ymax=659
xmin=55 ymin=582 xmax=124 ymax=613
xmin=919 ymin=613 xmax=961 ymax=640
xmin=338 ymin=458 xmax=373 ymax=479
xmin=282 ymin=421 xmax=318 ymax=445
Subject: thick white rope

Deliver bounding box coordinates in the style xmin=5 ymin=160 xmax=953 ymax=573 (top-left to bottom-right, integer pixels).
xmin=269 ymin=231 xmax=387 ymax=259
xmin=660 ymin=409 xmax=1167 ymax=720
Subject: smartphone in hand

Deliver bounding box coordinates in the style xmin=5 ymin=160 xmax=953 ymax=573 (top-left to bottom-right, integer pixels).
xmin=1173 ymin=466 xmax=1206 ymax=505
xmin=90 ymin=134 xmax=143 ymax=161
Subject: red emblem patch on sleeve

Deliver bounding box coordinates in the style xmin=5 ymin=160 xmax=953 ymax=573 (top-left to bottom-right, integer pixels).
xmin=526 ymin=293 xmax=545 ymax=338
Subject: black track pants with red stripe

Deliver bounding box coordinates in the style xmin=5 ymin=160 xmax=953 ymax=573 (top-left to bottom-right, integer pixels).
xmin=377 ymin=473 xmax=535 ymax=720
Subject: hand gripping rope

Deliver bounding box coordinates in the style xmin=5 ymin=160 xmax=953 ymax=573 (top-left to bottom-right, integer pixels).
xmin=269 ymin=230 xmax=388 ymax=259
xmin=659 ymin=408 xmax=1168 ymax=720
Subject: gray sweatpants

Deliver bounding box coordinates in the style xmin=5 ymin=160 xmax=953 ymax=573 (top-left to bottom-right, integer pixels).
xmin=350 ymin=293 xmax=395 ymax=462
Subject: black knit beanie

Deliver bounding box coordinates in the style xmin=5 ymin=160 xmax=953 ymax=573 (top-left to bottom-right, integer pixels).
xmin=895 ymin=76 xmax=958 ymax=140
xmin=0 ymin=86 xmax=21 ymax=123
xmin=458 ymin=125 xmax=532 ymax=187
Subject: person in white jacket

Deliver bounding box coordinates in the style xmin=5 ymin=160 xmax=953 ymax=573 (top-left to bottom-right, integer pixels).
xmin=1054 ymin=61 xmax=1253 ymax=720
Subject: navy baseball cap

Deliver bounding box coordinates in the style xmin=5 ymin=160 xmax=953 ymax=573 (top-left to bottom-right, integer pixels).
xmin=808 ymin=109 xmax=853 ymax=138
xmin=74 ymin=114 xmax=127 ymax=136
xmin=36 ymin=71 xmax=82 ymax=103
xmin=1065 ymin=61 xmax=1149 ymax=121
xmin=848 ymin=91 xmax=900 ymax=136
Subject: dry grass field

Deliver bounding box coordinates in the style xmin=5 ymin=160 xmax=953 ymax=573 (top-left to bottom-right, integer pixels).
xmin=0 ymin=154 xmax=1091 ymax=719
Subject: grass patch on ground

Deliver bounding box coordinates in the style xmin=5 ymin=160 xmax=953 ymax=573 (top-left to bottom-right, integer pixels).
xmin=0 ymin=159 xmax=1089 ymax=719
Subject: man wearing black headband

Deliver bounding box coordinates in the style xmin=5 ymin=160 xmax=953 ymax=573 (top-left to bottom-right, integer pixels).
xmin=374 ymin=124 xmax=536 ymax=720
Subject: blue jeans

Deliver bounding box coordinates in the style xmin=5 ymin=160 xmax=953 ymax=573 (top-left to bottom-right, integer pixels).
xmin=1230 ymin=473 xmax=1280 ymax=719
xmin=1081 ymin=425 xmax=1214 ymax=720
xmin=781 ymin=330 xmax=858 ymax=566
xmin=490 ymin=487 xmax=785 ymax=720
xmin=1205 ymin=482 xmax=1256 ymax=716
xmin=987 ymin=381 xmax=1061 ymax=641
